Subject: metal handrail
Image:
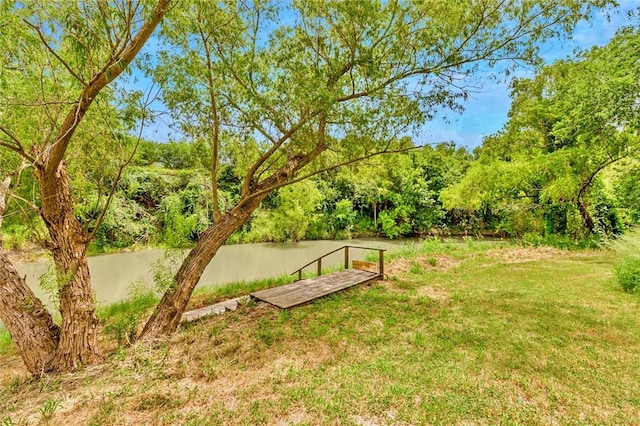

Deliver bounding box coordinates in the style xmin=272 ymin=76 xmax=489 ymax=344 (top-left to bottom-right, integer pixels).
xmin=291 ymin=245 xmax=386 ymax=281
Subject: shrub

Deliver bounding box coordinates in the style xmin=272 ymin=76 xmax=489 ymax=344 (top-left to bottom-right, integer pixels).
xmin=615 ymin=258 xmax=640 ymax=294
xmin=2 ymin=224 xmax=30 ymax=250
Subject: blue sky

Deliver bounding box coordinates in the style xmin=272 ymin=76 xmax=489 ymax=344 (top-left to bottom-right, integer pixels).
xmin=423 ymin=1 xmax=638 ymax=149
xmin=137 ymin=2 xmax=638 ymax=150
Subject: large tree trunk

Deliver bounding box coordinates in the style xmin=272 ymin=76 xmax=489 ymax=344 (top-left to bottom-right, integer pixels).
xmin=140 ymin=195 xmax=266 ymax=338
xmin=0 ymin=249 xmax=60 ymax=376
xmin=0 ymin=175 xmax=60 ymax=376
xmin=37 ymin=163 xmax=101 ymax=370
xmin=0 ymin=0 xmax=170 ymax=377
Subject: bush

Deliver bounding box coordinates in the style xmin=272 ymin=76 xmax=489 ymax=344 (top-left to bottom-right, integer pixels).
xmin=2 ymin=224 xmax=30 ymax=250
xmin=615 ymin=258 xmax=640 ymax=294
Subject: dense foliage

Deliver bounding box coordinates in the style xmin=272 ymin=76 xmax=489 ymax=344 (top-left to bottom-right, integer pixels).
xmin=442 ymin=27 xmax=640 ymax=242
xmin=49 ymin=141 xmax=473 ymax=250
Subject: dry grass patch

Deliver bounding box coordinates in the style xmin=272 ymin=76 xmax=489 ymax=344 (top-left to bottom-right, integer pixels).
xmin=387 ymin=253 xmax=461 ymax=276
xmin=416 ymin=285 xmax=450 ymax=301
xmin=1 ymin=302 xmax=352 ymax=425
xmin=486 ymin=246 xmax=563 ymax=263
xmin=3 ymin=240 xmax=640 ymax=424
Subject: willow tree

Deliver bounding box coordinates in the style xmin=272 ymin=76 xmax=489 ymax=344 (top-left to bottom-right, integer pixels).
xmin=442 ymin=27 xmax=640 ymax=237
xmin=0 ymin=0 xmax=170 ymax=376
xmin=140 ymin=0 xmax=610 ymax=337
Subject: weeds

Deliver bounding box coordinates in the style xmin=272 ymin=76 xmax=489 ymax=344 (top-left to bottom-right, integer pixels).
xmin=612 ymin=232 xmax=640 ymax=293
xmin=37 ymin=399 xmax=61 ymax=423
xmin=98 ymin=282 xmax=158 ymax=346
xmin=1 ymin=416 xmax=25 ymax=426
xmin=409 ymin=260 xmax=423 ymax=274
xmin=190 ymin=274 xmax=294 ymax=307
xmin=522 ymin=232 xmax=602 ymax=250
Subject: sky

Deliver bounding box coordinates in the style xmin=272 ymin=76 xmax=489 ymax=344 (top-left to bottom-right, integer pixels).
xmin=136 ymin=1 xmax=639 ymax=150
xmin=422 ymin=1 xmax=638 ymax=150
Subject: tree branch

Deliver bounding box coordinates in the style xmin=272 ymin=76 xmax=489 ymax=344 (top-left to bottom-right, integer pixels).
xmin=0 ymin=128 xmax=34 ymax=163
xmin=22 ymin=19 xmax=86 ymax=85
xmin=44 ymin=0 xmax=172 ymax=177
xmin=241 ymin=110 xmax=322 ymax=196
xmin=244 ymin=144 xmax=426 ymax=204
xmin=86 ymin=92 xmax=154 ymax=243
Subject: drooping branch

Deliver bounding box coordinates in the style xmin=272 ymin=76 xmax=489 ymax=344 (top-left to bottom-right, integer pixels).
xmin=246 ymin=143 xmax=426 ymax=204
xmin=23 ymin=19 xmax=86 ymax=86
xmin=0 ymin=125 xmax=34 ymax=162
xmin=43 ymin=0 xmax=172 ymax=177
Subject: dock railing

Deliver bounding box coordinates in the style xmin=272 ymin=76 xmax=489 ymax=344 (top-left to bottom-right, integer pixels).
xmin=291 ymin=245 xmax=386 ymax=281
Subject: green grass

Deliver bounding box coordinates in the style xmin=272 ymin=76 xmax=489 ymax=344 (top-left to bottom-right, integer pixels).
xmin=189 ymin=274 xmax=295 ymax=308
xmin=2 ymin=238 xmax=640 ymax=424
xmin=0 ymin=329 xmax=13 ymax=355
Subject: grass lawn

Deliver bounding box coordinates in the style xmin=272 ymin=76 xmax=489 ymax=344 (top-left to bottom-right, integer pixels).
xmin=1 ymin=238 xmax=639 ymax=425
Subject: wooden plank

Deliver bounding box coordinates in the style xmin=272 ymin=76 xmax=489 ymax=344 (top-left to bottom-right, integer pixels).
xmin=251 ymin=269 xmax=379 ymax=309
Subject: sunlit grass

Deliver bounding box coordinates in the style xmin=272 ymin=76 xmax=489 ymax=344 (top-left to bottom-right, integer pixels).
xmin=188 ymin=274 xmax=295 ymax=309
xmin=2 ymin=237 xmax=640 ymax=424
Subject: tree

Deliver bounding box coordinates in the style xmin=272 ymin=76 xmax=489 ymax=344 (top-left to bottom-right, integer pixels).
xmin=140 ymin=0 xmax=610 ymax=338
xmin=0 ymin=0 xmax=170 ymax=375
xmin=442 ymin=27 xmax=640 ymax=237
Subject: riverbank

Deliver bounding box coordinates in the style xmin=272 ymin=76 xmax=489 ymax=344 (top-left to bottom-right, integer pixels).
xmin=2 ymin=239 xmax=639 ymax=424
xmin=8 ymin=238 xmax=426 ymax=309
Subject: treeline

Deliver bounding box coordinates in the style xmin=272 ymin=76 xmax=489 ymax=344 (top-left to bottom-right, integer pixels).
xmin=6 ymin=133 xmax=639 ymax=253
xmin=3 ymin=28 xmax=639 ymax=252
xmin=64 ymin=141 xmax=475 ymax=250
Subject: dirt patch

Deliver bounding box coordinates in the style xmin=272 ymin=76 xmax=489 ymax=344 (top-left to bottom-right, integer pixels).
xmin=486 ymin=247 xmax=564 ymax=264
xmin=386 ymin=254 xmax=461 ymax=277
xmin=0 ymin=354 xmax=30 ymax=387
xmin=386 ymin=258 xmax=412 ymax=275
xmin=416 ymin=254 xmax=461 ymax=271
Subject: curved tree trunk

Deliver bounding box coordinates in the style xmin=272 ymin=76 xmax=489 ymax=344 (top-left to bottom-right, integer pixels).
xmin=140 ymin=132 xmax=328 ymax=340
xmin=576 ymin=178 xmax=596 ymax=235
xmin=140 ymin=195 xmax=266 ymax=339
xmin=577 ymin=198 xmax=596 ymax=234
xmin=37 ymin=163 xmax=101 ymax=370
xmin=0 ymin=175 xmax=60 ymax=376
xmin=0 ymin=249 xmax=60 ymax=376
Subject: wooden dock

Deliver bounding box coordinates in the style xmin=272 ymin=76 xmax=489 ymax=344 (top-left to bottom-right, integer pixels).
xmin=250 ymin=269 xmax=379 ymax=308
xmin=250 ymin=245 xmax=385 ymax=309
xmin=179 ymin=246 xmax=386 ymax=322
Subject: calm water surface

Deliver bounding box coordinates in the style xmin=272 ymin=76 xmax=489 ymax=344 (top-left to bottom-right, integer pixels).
xmin=14 ymin=238 xmax=410 ymax=307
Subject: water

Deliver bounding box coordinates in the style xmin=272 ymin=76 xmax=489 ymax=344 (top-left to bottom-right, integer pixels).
xmin=13 ymin=238 xmax=407 ymax=308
